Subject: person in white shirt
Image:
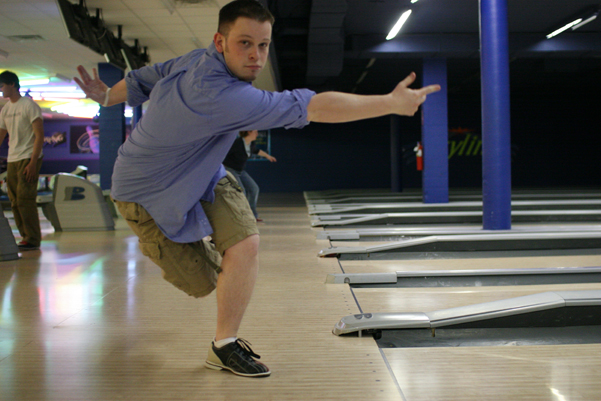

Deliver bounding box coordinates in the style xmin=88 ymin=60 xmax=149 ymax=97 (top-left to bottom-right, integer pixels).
xmin=0 ymin=71 xmax=44 ymax=251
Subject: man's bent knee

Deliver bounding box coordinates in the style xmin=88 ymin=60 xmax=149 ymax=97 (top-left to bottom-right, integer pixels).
xmin=223 ymin=234 xmax=260 ymax=259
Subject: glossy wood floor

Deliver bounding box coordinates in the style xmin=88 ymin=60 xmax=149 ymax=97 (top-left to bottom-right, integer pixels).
xmin=1 ymin=193 xmax=601 ymax=400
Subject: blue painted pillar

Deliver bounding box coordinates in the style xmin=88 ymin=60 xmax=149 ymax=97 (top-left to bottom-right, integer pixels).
xmin=422 ymin=58 xmax=449 ymax=203
xmin=132 ymin=105 xmax=143 ymax=129
xmin=390 ymin=115 xmax=403 ymax=192
xmin=98 ymin=63 xmax=125 ymax=191
xmin=480 ymin=0 xmax=512 ymax=229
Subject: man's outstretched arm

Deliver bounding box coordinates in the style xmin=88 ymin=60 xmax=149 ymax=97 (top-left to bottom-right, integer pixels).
xmin=306 ymin=72 xmax=440 ymax=123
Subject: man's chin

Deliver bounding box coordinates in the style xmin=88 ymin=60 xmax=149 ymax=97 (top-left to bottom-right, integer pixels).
xmin=241 ymin=74 xmax=259 ymax=82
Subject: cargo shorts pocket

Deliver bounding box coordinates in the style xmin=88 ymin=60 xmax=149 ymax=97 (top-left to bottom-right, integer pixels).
xmin=213 ymin=176 xmax=255 ymax=227
xmin=139 ymin=241 xmax=161 ymax=259
xmin=138 ymin=240 xmax=192 ymax=295
xmin=138 ymin=239 xmax=218 ymax=298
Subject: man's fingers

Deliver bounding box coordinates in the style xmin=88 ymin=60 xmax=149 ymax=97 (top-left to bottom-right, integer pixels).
xmin=73 ymin=77 xmax=84 ymax=88
xmin=77 ymin=65 xmax=92 ymax=83
xmin=399 ymin=72 xmax=416 ymax=88
xmin=92 ymin=68 xmax=100 ymax=81
xmin=418 ymin=84 xmax=441 ymax=96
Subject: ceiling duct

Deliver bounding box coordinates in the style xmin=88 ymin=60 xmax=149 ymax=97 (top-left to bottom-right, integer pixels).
xmin=306 ymin=0 xmax=347 ymax=84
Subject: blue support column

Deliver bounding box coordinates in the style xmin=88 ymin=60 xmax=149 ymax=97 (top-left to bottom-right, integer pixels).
xmin=390 ymin=115 xmax=403 ymax=192
xmin=480 ymin=0 xmax=512 ymax=229
xmin=132 ymin=105 xmax=143 ymax=129
xmin=97 ymin=63 xmax=125 ymax=191
xmin=422 ymin=58 xmax=449 ymax=203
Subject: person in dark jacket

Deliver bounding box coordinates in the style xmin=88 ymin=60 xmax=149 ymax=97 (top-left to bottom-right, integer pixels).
xmin=223 ymin=130 xmax=276 ymax=221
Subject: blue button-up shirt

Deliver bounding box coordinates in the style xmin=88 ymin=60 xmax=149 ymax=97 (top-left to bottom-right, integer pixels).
xmin=111 ymin=43 xmax=315 ymax=243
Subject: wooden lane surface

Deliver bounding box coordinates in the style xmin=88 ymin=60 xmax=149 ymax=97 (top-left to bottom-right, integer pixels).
xmin=0 ymin=201 xmax=403 ymax=401
xmin=385 ymin=344 xmax=601 ymax=401
xmin=345 ymin=257 xmax=601 ymax=400
xmin=351 ymin=283 xmax=601 ymax=315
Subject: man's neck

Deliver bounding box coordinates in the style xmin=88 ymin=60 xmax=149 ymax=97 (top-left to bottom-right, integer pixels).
xmin=9 ymin=93 xmax=22 ymax=103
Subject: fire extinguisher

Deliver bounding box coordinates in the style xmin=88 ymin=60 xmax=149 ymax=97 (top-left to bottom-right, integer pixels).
xmin=414 ymin=142 xmax=423 ymax=171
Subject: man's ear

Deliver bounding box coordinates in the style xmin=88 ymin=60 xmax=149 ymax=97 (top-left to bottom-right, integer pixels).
xmin=214 ymin=32 xmax=225 ymax=53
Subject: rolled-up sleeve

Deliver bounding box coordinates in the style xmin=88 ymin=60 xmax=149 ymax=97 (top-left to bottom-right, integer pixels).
xmin=125 ymin=72 xmax=155 ymax=107
xmin=126 ymin=49 xmax=206 ymax=107
xmin=208 ymin=83 xmax=316 ymax=133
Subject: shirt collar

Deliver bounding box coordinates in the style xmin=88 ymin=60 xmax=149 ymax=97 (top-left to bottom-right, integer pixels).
xmin=206 ymin=42 xmax=237 ymax=80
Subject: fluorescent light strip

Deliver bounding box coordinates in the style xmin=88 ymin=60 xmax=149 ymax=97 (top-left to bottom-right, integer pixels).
xmin=546 ymin=18 xmax=582 ymax=39
xmin=572 ymin=13 xmax=598 ymax=30
xmin=20 ymin=78 xmax=50 ymax=86
xmin=23 ymin=86 xmax=79 ymax=92
xmin=22 ymin=91 xmax=85 ymax=99
xmin=42 ymin=92 xmax=86 ymax=99
xmin=43 ymin=97 xmax=80 ymax=102
xmin=51 ymin=102 xmax=100 ymax=118
xmin=37 ymin=86 xmax=80 ymax=92
xmin=356 ymin=71 xmax=368 ymax=85
xmin=386 ymin=10 xmax=412 ymax=40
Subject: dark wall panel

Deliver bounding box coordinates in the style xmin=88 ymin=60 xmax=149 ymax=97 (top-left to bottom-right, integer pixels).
xmin=246 ymin=116 xmax=401 ymax=192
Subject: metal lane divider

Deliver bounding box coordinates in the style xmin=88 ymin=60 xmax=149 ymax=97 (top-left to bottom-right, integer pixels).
xmin=332 ymin=290 xmax=601 ymax=336
xmin=318 ymin=231 xmax=601 ymax=259
xmin=311 ymin=210 xmax=601 ymax=228
xmin=316 ymin=224 xmax=601 ymax=241
xmin=309 ymin=199 xmax=601 ymax=215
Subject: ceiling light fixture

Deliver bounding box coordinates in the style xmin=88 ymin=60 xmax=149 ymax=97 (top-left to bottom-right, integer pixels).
xmin=546 ymin=9 xmax=599 ymax=39
xmin=411 ymin=0 xmax=419 ymax=3
xmin=386 ymin=9 xmax=412 ymax=40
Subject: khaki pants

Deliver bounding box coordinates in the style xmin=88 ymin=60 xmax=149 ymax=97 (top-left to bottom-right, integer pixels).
xmin=7 ymin=158 xmax=43 ymax=246
xmin=115 ymin=172 xmax=259 ymax=298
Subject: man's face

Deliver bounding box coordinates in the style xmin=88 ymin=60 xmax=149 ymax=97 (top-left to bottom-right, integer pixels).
xmin=214 ymin=17 xmax=272 ymax=82
xmin=0 ymin=83 xmax=17 ymax=99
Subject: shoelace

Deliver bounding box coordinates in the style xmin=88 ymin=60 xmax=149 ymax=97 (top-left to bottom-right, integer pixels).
xmin=235 ymin=338 xmax=261 ymax=360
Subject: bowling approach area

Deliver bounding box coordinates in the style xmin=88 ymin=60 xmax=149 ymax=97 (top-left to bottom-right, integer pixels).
xmin=1 ymin=189 xmax=601 ymax=400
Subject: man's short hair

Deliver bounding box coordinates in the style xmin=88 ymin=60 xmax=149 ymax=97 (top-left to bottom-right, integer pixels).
xmin=0 ymin=71 xmax=20 ymax=89
xmin=218 ymin=0 xmax=274 ymax=36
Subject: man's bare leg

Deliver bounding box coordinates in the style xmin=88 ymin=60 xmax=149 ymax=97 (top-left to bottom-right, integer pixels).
xmin=215 ymin=234 xmax=260 ymax=341
xmin=206 ymin=232 xmax=270 ymax=376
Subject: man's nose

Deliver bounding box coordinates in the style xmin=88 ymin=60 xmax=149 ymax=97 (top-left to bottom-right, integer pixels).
xmin=248 ymin=46 xmax=259 ymax=60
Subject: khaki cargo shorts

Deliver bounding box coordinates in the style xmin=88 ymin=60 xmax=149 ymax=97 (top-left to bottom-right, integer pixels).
xmin=115 ymin=172 xmax=259 ymax=298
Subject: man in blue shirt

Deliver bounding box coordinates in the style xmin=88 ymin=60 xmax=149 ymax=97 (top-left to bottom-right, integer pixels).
xmin=75 ymin=0 xmax=440 ymax=378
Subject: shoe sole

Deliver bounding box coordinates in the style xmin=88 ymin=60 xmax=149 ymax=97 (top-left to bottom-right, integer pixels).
xmin=204 ymin=360 xmax=271 ymax=377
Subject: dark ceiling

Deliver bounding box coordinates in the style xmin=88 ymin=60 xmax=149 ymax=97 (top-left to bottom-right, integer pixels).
xmin=266 ymin=0 xmax=601 ymax=97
